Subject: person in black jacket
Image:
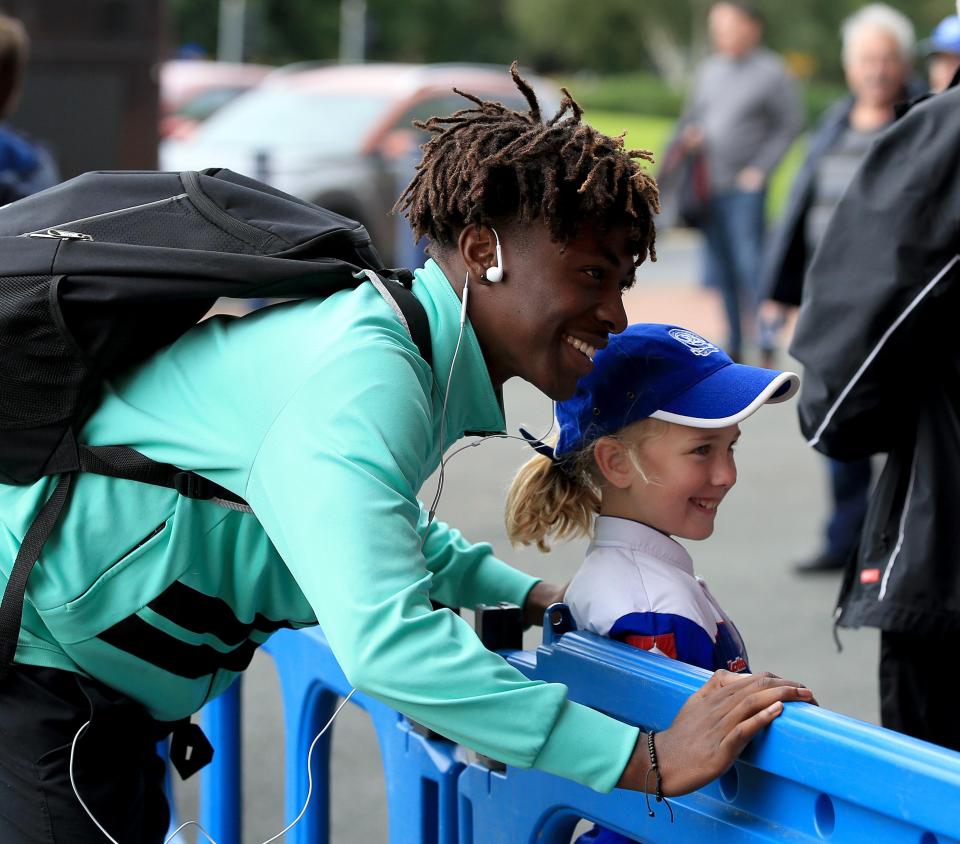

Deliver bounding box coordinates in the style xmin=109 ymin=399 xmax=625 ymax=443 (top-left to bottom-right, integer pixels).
xmin=761 ymin=4 xmax=918 ymax=574
xmin=790 ymin=64 xmax=960 ymax=751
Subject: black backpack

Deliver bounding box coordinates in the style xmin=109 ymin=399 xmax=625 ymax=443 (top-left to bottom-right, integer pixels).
xmin=0 ymin=168 xmax=433 ymax=676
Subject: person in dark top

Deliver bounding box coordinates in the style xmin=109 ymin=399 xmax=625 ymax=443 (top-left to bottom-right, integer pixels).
xmin=0 ymin=14 xmax=59 ymax=206
xmin=760 ymin=4 xmax=918 ymax=574
xmin=790 ymin=19 xmax=960 ymax=752
xmin=673 ymin=1 xmax=801 ymax=361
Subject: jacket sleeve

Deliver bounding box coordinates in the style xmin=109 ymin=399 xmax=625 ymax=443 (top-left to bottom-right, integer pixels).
xmin=761 ymin=178 xmax=811 ymax=306
xmin=609 ymin=611 xmax=716 ymax=672
xmin=751 ymin=67 xmax=803 ymax=177
xmin=790 ymin=89 xmax=960 ymax=460
xmin=760 ymin=99 xmax=852 ymax=306
xmin=416 ymin=510 xmax=539 ymax=611
xmin=244 ymin=337 xmax=637 ymax=793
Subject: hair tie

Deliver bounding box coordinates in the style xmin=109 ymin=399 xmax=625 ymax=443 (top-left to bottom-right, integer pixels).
xmin=519 ymin=427 xmax=558 ymax=462
xmin=519 ymin=427 xmax=580 ymax=478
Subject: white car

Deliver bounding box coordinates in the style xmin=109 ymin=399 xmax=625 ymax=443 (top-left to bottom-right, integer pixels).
xmin=160 ymin=63 xmax=560 ymax=265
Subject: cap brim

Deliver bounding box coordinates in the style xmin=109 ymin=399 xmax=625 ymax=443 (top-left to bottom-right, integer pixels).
xmin=650 ymin=365 xmax=800 ymax=428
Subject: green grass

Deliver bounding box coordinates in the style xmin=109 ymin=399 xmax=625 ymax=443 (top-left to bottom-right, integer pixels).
xmin=584 ymin=108 xmax=805 ymax=221
xmin=584 ymin=110 xmax=675 ymax=161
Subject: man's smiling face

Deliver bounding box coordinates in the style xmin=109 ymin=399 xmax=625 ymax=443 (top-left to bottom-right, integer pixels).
xmin=468 ymin=220 xmax=636 ymax=401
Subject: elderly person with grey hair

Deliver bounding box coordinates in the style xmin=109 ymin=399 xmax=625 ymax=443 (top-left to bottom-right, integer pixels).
xmin=759 ymin=3 xmax=920 ymax=576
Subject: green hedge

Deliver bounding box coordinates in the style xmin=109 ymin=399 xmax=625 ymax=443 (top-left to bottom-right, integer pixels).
xmin=563 ymin=71 xmax=847 ymax=126
xmin=563 ymin=72 xmax=687 ymax=118
xmin=584 ymin=109 xmax=805 ymax=221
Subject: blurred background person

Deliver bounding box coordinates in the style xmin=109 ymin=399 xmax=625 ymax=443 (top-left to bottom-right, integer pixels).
xmin=923 ymin=14 xmax=960 ymax=92
xmin=673 ymin=1 xmax=802 ymax=362
xmin=0 ymin=13 xmax=59 ymax=205
xmin=759 ymin=3 xmax=917 ymax=574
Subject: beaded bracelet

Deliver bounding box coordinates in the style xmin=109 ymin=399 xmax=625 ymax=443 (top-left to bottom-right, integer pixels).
xmin=643 ymin=730 xmax=675 ymax=822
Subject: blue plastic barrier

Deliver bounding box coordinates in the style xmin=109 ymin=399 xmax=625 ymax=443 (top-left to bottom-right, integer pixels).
xmin=262 ymin=627 xmax=463 ymax=843
xmin=199 ymin=680 xmax=242 ymax=843
xmin=458 ymin=610 xmax=960 ymax=843
xmin=190 ymin=612 xmax=960 ymax=844
xmin=159 ymin=682 xmax=242 ymax=843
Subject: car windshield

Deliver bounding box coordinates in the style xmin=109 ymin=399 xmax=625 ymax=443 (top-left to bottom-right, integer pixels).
xmin=196 ymin=88 xmax=393 ymax=152
xmin=178 ymin=87 xmax=251 ymax=121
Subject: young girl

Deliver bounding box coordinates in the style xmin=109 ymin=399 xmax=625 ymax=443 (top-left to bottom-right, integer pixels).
xmin=509 ymin=321 xmax=799 ymax=671
xmin=506 ymin=323 xmax=799 ymax=842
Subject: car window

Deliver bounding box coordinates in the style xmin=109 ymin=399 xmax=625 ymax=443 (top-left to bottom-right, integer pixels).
xmin=393 ymin=95 xmax=465 ymax=133
xmin=393 ymin=91 xmax=532 ymax=142
xmin=196 ymin=88 xmax=393 ymax=153
xmin=178 ymin=87 xmax=251 ymax=122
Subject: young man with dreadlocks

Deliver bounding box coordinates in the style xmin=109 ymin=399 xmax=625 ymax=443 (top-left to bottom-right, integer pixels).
xmin=0 ymin=64 xmax=813 ymax=841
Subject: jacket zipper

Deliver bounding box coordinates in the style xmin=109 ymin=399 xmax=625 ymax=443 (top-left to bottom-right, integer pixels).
xmin=116 ymin=521 xmax=167 ymax=563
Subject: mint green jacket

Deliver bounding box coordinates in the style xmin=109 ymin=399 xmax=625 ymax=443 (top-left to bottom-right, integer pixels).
xmin=0 ymin=260 xmax=638 ymax=792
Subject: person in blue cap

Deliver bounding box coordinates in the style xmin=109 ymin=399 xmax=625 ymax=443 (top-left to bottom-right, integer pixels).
xmin=508 ymin=322 xmax=799 ymax=663
xmin=924 ymin=14 xmax=960 ymax=92
xmin=506 ymin=323 xmax=802 ymax=843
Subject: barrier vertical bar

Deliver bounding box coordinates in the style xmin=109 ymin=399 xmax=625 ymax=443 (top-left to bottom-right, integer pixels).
xmin=200 ymin=679 xmax=243 ymax=844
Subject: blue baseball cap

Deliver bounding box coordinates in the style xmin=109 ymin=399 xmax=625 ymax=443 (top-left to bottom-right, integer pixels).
xmin=924 ymin=16 xmax=960 ymax=57
xmin=553 ymin=324 xmax=799 ymax=458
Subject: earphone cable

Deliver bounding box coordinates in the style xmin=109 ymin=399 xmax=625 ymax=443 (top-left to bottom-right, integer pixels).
xmin=70 ymin=688 xmax=358 ymax=844
xmin=424 ymin=274 xmax=470 ymax=537
xmin=257 ymin=688 xmax=356 ymax=844
xmin=425 ymin=396 xmax=557 ymax=534
xmin=69 ymin=720 xmax=124 ymax=844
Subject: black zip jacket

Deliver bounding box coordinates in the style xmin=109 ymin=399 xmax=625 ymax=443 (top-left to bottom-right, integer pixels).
xmin=790 ymin=79 xmax=960 ymax=636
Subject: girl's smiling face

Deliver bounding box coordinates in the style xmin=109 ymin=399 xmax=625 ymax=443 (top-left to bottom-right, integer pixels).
xmin=599 ymin=422 xmax=741 ymax=540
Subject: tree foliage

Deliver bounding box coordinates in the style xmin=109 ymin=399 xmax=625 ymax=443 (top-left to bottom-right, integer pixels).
xmin=166 ymin=0 xmax=520 ymax=65
xmin=167 ymin=0 xmax=956 ymax=84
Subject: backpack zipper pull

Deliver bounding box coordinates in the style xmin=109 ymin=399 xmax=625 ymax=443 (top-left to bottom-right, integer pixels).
xmin=24 ymin=228 xmax=94 ymax=241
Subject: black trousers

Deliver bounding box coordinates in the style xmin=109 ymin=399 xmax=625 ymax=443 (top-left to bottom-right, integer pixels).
xmin=0 ymin=664 xmax=171 ymax=844
xmin=880 ymin=630 xmax=960 ymax=753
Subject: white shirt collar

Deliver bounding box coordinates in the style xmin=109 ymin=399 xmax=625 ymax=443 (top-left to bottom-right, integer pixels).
xmin=591 ymin=516 xmax=695 ymax=577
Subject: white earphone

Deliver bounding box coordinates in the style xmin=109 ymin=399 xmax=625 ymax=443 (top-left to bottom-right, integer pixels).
xmin=484 ymin=228 xmax=504 ymax=282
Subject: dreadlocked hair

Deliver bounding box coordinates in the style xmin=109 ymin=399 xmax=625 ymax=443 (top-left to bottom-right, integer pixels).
xmin=394 ymin=61 xmax=659 ymax=266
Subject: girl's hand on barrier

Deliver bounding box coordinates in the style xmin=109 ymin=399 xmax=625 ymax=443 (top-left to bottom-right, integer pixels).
xmin=617 ymin=670 xmax=816 ymax=796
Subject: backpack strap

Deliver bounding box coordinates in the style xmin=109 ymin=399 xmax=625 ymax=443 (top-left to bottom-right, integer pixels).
xmin=71 ymin=271 xmax=436 ymax=507
xmin=0 ymin=473 xmax=74 ymax=679
xmin=356 ymin=270 xmax=433 ymax=368
xmin=0 ymin=447 xmax=250 ymax=678
xmin=77 ymin=445 xmax=252 ymax=510
xmin=0 ymin=276 xmax=433 ymax=679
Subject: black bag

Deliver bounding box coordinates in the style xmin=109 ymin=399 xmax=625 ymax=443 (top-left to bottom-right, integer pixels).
xmin=0 ymin=168 xmax=433 ymax=676
xmin=657 ymin=139 xmax=711 ymax=230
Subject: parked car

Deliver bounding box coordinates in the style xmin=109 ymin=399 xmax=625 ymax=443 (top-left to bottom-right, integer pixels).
xmin=159 ymin=63 xmax=561 ymax=265
xmin=159 ymin=59 xmax=274 ymax=140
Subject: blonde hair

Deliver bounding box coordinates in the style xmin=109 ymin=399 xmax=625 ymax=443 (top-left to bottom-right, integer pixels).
xmin=505 ymin=418 xmax=669 ymax=552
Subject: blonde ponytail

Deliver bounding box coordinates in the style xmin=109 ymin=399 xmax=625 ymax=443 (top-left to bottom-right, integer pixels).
xmin=505 ymin=447 xmax=600 ymax=553
xmin=504 ymin=418 xmax=671 ymax=552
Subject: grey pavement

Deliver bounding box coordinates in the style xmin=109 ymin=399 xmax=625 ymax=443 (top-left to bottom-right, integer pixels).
xmin=174 ymin=229 xmax=880 ymax=842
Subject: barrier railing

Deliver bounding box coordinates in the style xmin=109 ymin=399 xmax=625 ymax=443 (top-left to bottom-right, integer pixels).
xmin=184 ymin=606 xmax=960 ymax=843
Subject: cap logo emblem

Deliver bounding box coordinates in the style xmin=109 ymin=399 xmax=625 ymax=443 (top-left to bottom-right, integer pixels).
xmin=668 ymin=328 xmax=719 ymax=357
